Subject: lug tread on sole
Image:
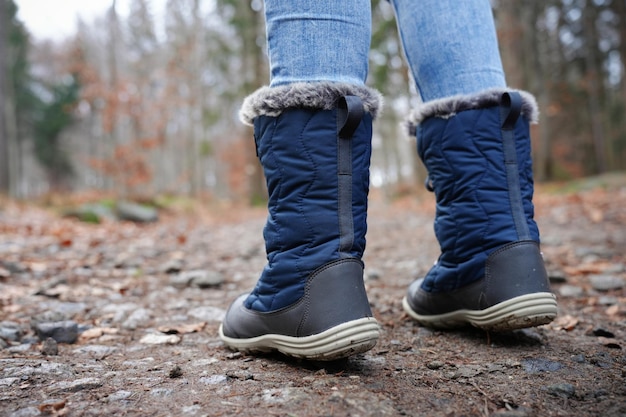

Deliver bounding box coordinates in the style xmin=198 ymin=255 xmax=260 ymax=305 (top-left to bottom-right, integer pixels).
xmin=403 ymin=292 xmax=558 ymax=332
xmin=219 ymin=317 xmax=380 ymax=361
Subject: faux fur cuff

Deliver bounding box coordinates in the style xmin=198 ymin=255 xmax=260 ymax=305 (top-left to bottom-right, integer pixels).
xmin=239 ymin=82 xmax=383 ymax=125
xmin=407 ymin=88 xmax=539 ymax=135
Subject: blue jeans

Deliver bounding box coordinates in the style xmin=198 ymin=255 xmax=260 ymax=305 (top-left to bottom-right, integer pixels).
xmin=264 ymin=0 xmax=506 ymax=102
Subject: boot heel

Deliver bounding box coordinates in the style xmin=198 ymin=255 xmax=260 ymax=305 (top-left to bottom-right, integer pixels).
xmin=221 ymin=260 xmax=380 ymax=360
xmin=466 ymin=292 xmax=557 ymax=331
xmin=220 ymin=317 xmax=380 ymax=361
xmin=402 ymin=292 xmax=557 ymax=332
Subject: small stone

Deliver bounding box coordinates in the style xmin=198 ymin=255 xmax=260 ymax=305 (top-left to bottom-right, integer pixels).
xmin=0 ymin=377 xmax=20 ymax=387
xmin=72 ymin=345 xmax=117 ymax=361
xmin=161 ymin=259 xmax=184 ymax=274
xmin=113 ymin=252 xmax=142 ymax=269
xmin=200 ymin=375 xmax=228 ymax=385
xmin=589 ymin=274 xmax=625 ymax=291
xmin=169 ymin=365 xmax=183 ymax=378
xmin=7 ymin=343 xmax=32 ymax=353
xmin=545 ymin=383 xmax=576 ymax=398
xmin=41 ymin=337 xmax=59 ymax=356
xmin=139 ymin=333 xmax=181 ymax=345
xmin=7 ymin=407 xmax=41 ymax=417
xmin=1 ymin=261 xmax=27 ymax=274
xmin=192 ymin=271 xmax=224 ymax=288
xmin=49 ymin=377 xmax=103 ymax=394
xmin=169 ymin=273 xmax=192 ymax=288
xmin=52 ymin=302 xmax=88 ymax=316
xmin=522 ymin=358 xmax=563 ymax=373
xmin=365 ymin=268 xmax=382 ymax=281
xmin=115 ymin=201 xmax=158 ymax=223
xmin=592 ymin=328 xmax=615 ymax=338
xmin=598 ymin=296 xmax=619 ymax=305
xmin=181 ymin=405 xmax=203 ymax=415
xmin=426 ymin=361 xmax=445 ymax=370
xmin=593 ymin=389 xmax=609 ymax=398
xmin=226 ymin=352 xmax=242 ymax=360
xmin=31 ymin=311 xmax=67 ymax=325
xmin=108 ymin=390 xmax=133 ymax=402
xmin=64 ymin=203 xmax=114 ymax=223
xmin=225 ymin=370 xmax=254 ymax=381
xmin=454 ymin=364 xmax=483 ymax=378
xmin=191 ymin=358 xmax=219 ymax=367
xmin=558 ymin=285 xmax=584 ymax=298
xmin=0 ymin=266 xmax=10 ymax=278
xmin=491 ymin=407 xmax=533 ymax=417
xmin=34 ymin=321 xmax=79 ymax=344
xmin=175 ymin=270 xmax=224 ymax=288
xmin=262 ymin=388 xmax=291 ymax=404
xmin=188 ymin=306 xmax=226 ymax=322
xmin=151 ymin=388 xmax=173 ymax=397
xmin=548 ymin=271 xmax=567 ymax=283
xmin=575 ymin=246 xmax=607 ymax=258
xmin=0 ymin=321 xmax=23 ymax=342
xmin=122 ymin=308 xmax=152 ymax=330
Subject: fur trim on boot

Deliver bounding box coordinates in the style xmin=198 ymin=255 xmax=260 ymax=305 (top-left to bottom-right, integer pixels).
xmin=407 ymin=88 xmax=539 ymax=136
xmin=239 ymin=82 xmax=383 ymax=125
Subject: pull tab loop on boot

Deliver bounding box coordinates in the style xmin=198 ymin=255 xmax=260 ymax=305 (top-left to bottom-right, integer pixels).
xmin=338 ymin=95 xmax=364 ymax=139
xmin=499 ymin=91 xmax=522 ymax=130
xmin=337 ymin=95 xmax=364 ymax=257
xmin=499 ymin=92 xmax=531 ymax=241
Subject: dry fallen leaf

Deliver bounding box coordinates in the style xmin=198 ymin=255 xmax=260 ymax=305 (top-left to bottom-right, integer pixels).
xmin=157 ymin=322 xmax=206 ymax=335
xmin=598 ymin=337 xmax=622 ymax=349
xmin=606 ymin=305 xmax=621 ymax=317
xmin=551 ymin=314 xmax=579 ymax=331
xmin=563 ymin=261 xmax=615 ymax=276
xmin=584 ymin=206 xmax=604 ymax=223
xmin=38 ymin=399 xmax=67 ymax=415
xmin=78 ymin=327 xmax=119 ymax=342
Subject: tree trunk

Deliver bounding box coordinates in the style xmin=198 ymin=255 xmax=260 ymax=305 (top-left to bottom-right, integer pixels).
xmin=0 ymin=1 xmax=18 ymax=197
xmin=529 ymin=2 xmax=552 ymax=181
xmin=245 ymin=3 xmax=266 ymax=204
xmin=0 ymin=1 xmax=9 ymax=193
xmin=107 ymin=0 xmax=121 ymax=192
xmin=612 ymin=0 xmax=626 ymax=170
xmin=584 ymin=3 xmax=608 ymax=174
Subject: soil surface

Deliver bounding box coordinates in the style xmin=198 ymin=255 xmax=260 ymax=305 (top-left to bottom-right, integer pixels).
xmin=1 ymin=175 xmax=625 ymax=417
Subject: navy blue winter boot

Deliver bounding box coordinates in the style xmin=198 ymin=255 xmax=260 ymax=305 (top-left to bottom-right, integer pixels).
xmin=219 ymin=83 xmax=382 ymax=360
xmin=403 ymin=90 xmax=557 ymax=331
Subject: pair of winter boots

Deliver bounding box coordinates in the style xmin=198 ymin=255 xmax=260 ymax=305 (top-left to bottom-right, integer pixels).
xmin=219 ymin=83 xmax=557 ymax=361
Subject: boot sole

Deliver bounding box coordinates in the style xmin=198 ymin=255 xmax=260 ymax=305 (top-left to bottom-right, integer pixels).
xmin=218 ymin=317 xmax=380 ymax=361
xmin=403 ymin=292 xmax=557 ymax=332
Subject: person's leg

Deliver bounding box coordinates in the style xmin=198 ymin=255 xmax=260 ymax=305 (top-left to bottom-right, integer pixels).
xmin=390 ymin=0 xmax=557 ymax=330
xmin=265 ymin=0 xmax=370 ymax=87
xmin=391 ymin=0 xmax=506 ymax=101
xmin=220 ymin=0 xmax=382 ymax=360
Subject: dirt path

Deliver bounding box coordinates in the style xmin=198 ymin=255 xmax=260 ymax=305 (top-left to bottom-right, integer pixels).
xmin=1 ymin=175 xmax=625 ymax=417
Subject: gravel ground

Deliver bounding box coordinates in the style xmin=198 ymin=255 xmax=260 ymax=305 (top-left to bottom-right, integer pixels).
xmin=1 ymin=175 xmax=625 ymax=417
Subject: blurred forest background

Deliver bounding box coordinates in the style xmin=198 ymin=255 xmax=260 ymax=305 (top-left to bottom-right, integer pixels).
xmin=1 ymin=0 xmax=625 ymax=203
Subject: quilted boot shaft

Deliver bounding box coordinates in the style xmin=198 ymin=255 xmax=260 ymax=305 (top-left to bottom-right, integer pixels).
xmin=244 ymin=89 xmax=375 ymax=312
xmin=416 ymin=91 xmax=540 ymax=293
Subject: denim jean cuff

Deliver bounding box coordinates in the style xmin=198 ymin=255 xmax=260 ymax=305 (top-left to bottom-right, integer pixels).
xmin=406 ymin=88 xmax=538 ymax=136
xmin=239 ymin=82 xmax=383 ymax=125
